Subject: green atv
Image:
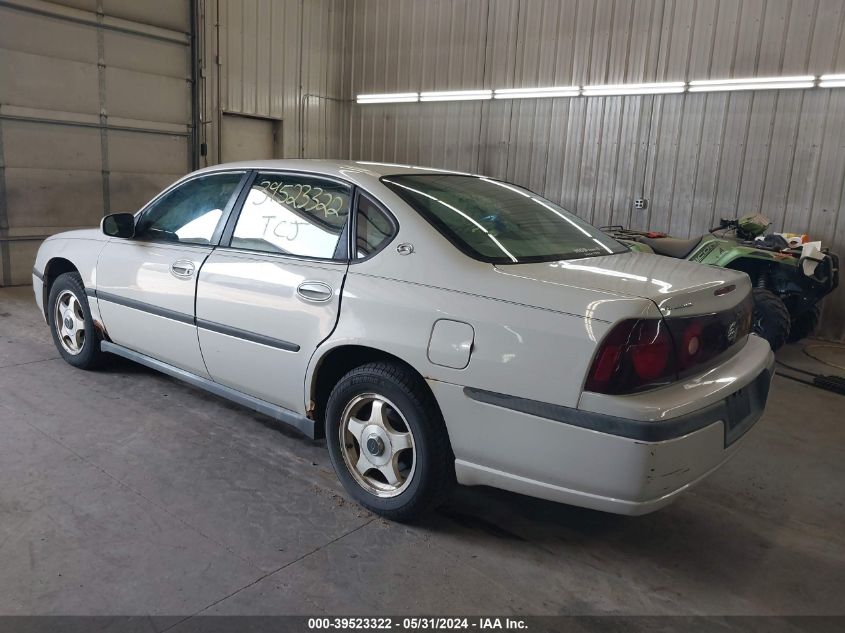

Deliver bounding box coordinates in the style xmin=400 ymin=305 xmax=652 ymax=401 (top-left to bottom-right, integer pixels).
xmin=602 ymin=216 xmax=839 ymax=351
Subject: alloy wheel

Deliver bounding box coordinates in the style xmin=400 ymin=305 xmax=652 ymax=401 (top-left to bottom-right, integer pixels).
xmin=339 ymin=393 xmax=416 ymax=498
xmin=54 ymin=290 xmax=86 ymax=355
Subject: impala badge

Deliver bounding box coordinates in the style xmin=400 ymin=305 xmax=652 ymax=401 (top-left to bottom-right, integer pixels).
xmin=665 ymin=301 xmax=694 ymax=311
xmin=727 ymin=320 xmax=738 ymax=344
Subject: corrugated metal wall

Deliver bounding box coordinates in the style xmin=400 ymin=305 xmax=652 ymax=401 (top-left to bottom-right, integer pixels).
xmin=0 ymin=0 xmax=193 ymax=286
xmin=346 ymin=0 xmax=845 ymax=341
xmin=201 ymin=0 xmax=348 ymax=163
xmin=4 ymin=0 xmax=842 ymax=338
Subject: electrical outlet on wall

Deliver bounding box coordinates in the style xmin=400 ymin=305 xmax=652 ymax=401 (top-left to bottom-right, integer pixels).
xmin=633 ymin=198 xmax=648 ymax=210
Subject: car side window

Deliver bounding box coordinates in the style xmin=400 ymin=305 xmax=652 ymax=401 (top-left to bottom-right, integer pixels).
xmin=355 ymin=194 xmax=394 ymax=259
xmin=230 ymin=172 xmax=351 ymax=259
xmin=135 ymin=173 xmax=243 ymax=245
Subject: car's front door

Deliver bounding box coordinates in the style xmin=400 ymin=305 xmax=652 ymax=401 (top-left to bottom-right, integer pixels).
xmin=95 ymin=171 xmax=247 ymax=376
xmin=195 ymin=171 xmax=352 ymax=412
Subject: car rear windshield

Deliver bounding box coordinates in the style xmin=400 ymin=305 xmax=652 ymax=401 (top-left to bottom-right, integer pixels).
xmin=381 ymin=174 xmax=627 ymax=264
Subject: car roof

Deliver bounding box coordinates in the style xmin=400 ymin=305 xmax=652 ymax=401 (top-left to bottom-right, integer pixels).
xmin=192 ymin=159 xmax=475 ymax=182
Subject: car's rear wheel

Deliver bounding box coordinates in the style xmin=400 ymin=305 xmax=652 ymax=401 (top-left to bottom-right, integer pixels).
xmin=325 ymin=361 xmax=453 ymax=521
xmin=752 ymin=288 xmax=790 ymax=351
xmin=48 ymin=272 xmax=105 ymax=369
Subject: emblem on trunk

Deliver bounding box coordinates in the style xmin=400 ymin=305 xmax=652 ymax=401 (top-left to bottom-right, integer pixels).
xmin=665 ymin=301 xmax=694 ymax=311
xmin=726 ymin=320 xmax=738 ymax=344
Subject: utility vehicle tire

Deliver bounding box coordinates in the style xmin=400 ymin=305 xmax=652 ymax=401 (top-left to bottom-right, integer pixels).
xmin=787 ymin=305 xmax=821 ymax=343
xmin=325 ymin=361 xmax=454 ymax=521
xmin=752 ymin=288 xmax=790 ymax=351
xmin=47 ymin=272 xmax=106 ymax=369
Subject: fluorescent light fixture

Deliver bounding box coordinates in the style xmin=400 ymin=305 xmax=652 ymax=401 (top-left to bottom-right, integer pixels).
xmin=358 ymin=73 xmax=840 ymax=106
xmin=581 ymin=82 xmax=685 ymax=96
xmin=820 ymin=73 xmax=845 ymax=88
xmin=688 ymin=75 xmax=814 ymax=92
xmin=357 ymin=92 xmax=419 ymax=104
xmin=690 ymin=75 xmax=814 ymax=86
xmin=494 ymin=86 xmax=579 ymax=99
xmin=419 ymin=89 xmax=492 ymax=102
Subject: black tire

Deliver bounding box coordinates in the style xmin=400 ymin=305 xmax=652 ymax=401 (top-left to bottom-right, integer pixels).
xmin=47 ymin=272 xmax=105 ymax=370
xmin=751 ymin=288 xmax=791 ymax=351
xmin=787 ymin=305 xmax=821 ymax=343
xmin=325 ymin=361 xmax=454 ymax=521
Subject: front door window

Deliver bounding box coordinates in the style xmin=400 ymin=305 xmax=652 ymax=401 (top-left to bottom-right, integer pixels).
xmin=135 ymin=173 xmax=244 ymax=245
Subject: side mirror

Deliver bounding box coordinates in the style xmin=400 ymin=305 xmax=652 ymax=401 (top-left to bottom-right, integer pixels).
xmin=101 ymin=213 xmax=136 ymax=239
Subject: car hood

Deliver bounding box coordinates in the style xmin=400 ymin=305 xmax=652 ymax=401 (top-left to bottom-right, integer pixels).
xmin=492 ymin=251 xmax=751 ymax=318
xmin=45 ymin=228 xmax=107 ymax=242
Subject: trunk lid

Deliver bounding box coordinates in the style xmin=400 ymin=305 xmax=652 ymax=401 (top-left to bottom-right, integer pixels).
xmin=493 ymin=251 xmax=751 ymax=317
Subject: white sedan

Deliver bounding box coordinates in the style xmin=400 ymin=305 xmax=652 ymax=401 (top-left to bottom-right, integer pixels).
xmin=32 ymin=160 xmax=774 ymax=520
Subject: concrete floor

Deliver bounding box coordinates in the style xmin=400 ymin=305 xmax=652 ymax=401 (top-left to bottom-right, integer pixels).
xmin=1 ymin=285 xmax=843 ymax=618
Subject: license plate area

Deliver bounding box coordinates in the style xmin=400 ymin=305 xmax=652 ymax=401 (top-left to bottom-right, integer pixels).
xmin=724 ymin=370 xmax=771 ymax=446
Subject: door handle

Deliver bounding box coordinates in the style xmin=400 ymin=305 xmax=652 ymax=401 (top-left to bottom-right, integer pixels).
xmin=296 ymin=281 xmax=333 ymax=302
xmin=170 ymin=260 xmax=195 ymax=279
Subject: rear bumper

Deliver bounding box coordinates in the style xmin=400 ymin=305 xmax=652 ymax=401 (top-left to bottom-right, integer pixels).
xmin=430 ymin=336 xmax=775 ymax=515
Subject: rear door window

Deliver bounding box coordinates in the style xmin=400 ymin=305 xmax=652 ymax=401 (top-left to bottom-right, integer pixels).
xmin=230 ymin=172 xmax=351 ymax=260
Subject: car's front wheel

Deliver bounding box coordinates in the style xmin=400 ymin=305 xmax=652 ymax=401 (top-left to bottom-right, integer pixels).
xmin=325 ymin=361 xmax=453 ymax=521
xmin=48 ymin=272 xmax=105 ymax=370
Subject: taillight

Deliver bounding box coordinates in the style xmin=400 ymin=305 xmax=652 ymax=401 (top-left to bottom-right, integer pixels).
xmin=678 ymin=321 xmax=703 ymax=370
xmin=585 ymin=294 xmax=753 ymax=395
xmin=665 ymin=293 xmax=753 ymax=377
xmin=584 ymin=319 xmax=676 ymax=394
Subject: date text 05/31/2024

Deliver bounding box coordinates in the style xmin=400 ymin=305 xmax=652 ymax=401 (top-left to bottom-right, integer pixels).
xmin=307 ymin=617 xmax=529 ymax=630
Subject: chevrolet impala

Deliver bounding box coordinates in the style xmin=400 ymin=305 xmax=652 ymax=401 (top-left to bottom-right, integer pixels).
xmin=32 ymin=160 xmax=774 ymax=520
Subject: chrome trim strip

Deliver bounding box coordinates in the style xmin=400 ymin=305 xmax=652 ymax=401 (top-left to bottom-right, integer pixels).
xmin=196 ymin=318 xmax=300 ymax=352
xmin=101 ymin=341 xmax=314 ymax=438
xmin=32 ymin=267 xmax=44 ymax=281
xmin=95 ymin=290 xmax=195 ymax=325
xmin=95 ymin=290 xmax=300 ymax=352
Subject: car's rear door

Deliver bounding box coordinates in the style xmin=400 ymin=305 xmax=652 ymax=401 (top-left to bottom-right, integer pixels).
xmin=194 ymin=170 xmax=352 ymax=412
xmin=95 ymin=171 xmax=247 ymax=377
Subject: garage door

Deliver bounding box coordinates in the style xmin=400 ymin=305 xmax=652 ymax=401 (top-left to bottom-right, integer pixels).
xmin=0 ymin=0 xmax=193 ymax=286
